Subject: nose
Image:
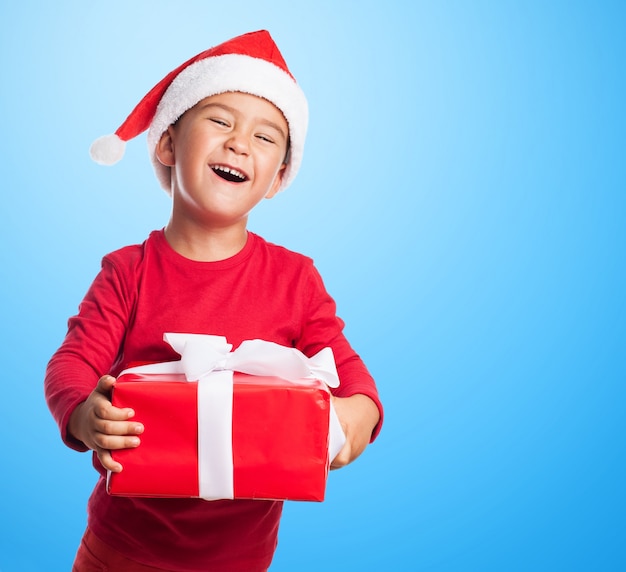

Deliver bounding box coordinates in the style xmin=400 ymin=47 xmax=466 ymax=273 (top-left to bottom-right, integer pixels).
xmin=226 ymin=130 xmax=249 ymax=155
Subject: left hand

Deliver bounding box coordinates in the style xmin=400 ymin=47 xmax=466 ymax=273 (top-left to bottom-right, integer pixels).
xmin=330 ymin=394 xmax=380 ymax=469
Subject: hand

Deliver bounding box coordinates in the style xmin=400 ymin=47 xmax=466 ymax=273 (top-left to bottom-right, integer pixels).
xmin=330 ymin=394 xmax=380 ymax=470
xmin=68 ymin=375 xmax=144 ymax=473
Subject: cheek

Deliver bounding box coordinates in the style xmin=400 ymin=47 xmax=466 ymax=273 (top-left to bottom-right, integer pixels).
xmin=262 ymin=149 xmax=288 ymax=176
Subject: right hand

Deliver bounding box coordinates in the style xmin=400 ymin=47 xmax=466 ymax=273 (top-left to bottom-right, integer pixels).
xmin=68 ymin=375 xmax=144 ymax=473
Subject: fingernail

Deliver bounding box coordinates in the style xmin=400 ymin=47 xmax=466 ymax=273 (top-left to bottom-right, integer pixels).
xmin=130 ymin=437 xmax=140 ymax=446
xmin=135 ymin=424 xmax=144 ymax=434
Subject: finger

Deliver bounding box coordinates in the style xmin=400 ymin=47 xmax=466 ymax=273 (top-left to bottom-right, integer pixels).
xmin=92 ymin=417 xmax=144 ymax=438
xmin=92 ymin=375 xmax=138 ymax=420
xmin=94 ymin=401 xmax=138 ymax=423
xmin=93 ymin=431 xmax=141 ymax=452
xmin=97 ymin=448 xmax=124 ymax=473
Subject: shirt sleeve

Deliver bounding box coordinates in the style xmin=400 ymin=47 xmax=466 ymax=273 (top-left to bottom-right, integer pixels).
xmin=297 ymin=262 xmax=383 ymax=441
xmin=44 ymin=255 xmax=135 ymax=451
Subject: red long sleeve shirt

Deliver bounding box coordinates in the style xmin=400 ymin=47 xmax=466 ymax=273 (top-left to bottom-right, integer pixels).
xmin=45 ymin=229 xmax=382 ymax=571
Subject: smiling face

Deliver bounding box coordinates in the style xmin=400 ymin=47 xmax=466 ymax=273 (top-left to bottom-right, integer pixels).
xmin=156 ymin=91 xmax=289 ymax=232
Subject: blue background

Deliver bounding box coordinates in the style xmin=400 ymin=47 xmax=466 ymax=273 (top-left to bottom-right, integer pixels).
xmin=1 ymin=1 xmax=624 ymax=570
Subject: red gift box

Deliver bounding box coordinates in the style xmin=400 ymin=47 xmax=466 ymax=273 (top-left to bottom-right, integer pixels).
xmin=106 ymin=334 xmax=342 ymax=502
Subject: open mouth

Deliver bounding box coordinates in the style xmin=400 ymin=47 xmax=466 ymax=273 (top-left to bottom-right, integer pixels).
xmin=211 ymin=165 xmax=248 ymax=183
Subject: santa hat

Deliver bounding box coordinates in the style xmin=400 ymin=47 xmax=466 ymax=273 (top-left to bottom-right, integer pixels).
xmin=90 ymin=30 xmax=308 ymax=193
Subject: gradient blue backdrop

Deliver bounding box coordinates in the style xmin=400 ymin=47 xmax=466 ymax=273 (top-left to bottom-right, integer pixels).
xmin=1 ymin=1 xmax=624 ymax=570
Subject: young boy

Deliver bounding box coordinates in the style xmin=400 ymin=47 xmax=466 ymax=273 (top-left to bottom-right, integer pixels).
xmin=45 ymin=30 xmax=383 ymax=571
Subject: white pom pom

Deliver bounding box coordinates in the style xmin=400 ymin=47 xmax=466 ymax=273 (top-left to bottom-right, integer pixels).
xmin=90 ymin=134 xmax=126 ymax=165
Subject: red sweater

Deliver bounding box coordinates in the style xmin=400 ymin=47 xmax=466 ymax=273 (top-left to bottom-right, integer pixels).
xmin=45 ymin=229 xmax=382 ymax=571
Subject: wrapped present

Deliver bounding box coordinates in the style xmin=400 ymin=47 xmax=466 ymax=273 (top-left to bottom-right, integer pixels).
xmin=107 ymin=333 xmax=345 ymax=502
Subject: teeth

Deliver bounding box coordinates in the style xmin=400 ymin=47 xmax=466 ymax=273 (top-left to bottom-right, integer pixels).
xmin=212 ymin=165 xmax=246 ymax=181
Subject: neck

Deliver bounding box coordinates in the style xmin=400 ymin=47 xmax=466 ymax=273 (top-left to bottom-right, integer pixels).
xmin=164 ymin=218 xmax=249 ymax=262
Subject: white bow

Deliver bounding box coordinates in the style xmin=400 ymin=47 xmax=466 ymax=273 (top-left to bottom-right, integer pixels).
xmin=163 ymin=333 xmax=340 ymax=388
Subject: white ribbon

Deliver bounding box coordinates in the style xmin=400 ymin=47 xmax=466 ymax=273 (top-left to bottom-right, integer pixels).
xmin=121 ymin=333 xmax=345 ymax=500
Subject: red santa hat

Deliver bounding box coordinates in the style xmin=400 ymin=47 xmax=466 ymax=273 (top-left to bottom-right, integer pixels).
xmin=90 ymin=30 xmax=308 ymax=193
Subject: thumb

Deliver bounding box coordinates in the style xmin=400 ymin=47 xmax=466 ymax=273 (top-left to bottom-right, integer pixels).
xmin=331 ymin=441 xmax=352 ymax=470
xmin=95 ymin=374 xmax=117 ymax=396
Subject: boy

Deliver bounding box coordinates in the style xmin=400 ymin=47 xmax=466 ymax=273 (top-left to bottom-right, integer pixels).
xmin=45 ymin=30 xmax=383 ymax=571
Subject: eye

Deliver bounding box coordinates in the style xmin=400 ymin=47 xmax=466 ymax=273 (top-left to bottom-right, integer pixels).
xmin=255 ymin=134 xmax=275 ymax=144
xmin=210 ymin=117 xmax=230 ymax=127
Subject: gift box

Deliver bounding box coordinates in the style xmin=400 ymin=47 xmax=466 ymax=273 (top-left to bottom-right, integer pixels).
xmin=107 ymin=333 xmax=344 ymax=502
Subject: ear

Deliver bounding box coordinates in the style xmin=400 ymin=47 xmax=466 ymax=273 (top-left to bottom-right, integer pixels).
xmin=265 ymin=163 xmax=287 ymax=199
xmin=155 ymin=127 xmax=176 ymax=167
